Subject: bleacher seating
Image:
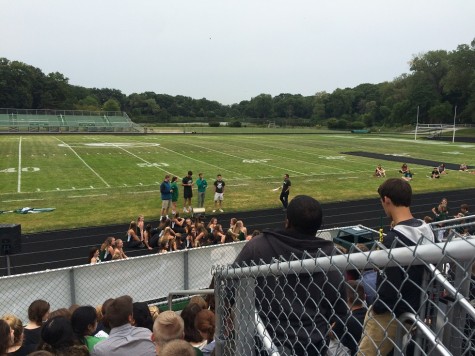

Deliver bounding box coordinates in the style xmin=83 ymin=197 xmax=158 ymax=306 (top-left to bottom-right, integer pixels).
xmin=0 ymin=109 xmax=142 ymax=133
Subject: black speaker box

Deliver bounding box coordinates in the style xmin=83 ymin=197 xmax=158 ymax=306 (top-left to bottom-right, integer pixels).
xmin=0 ymin=224 xmax=21 ymax=255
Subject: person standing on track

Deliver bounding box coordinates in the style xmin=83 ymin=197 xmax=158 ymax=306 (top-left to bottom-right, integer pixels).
xmin=280 ymin=174 xmax=291 ymax=211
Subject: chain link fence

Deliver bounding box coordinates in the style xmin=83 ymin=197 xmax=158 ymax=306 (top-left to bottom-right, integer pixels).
xmin=0 ymin=241 xmax=244 ymax=323
xmin=213 ymin=223 xmax=475 ymax=356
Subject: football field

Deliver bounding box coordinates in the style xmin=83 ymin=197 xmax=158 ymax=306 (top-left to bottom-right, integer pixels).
xmin=0 ymin=133 xmax=474 ymax=233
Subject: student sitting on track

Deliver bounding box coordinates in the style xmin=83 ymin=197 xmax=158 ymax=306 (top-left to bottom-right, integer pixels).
xmin=402 ymin=169 xmax=413 ymax=181
xmin=126 ymin=220 xmax=144 ymax=248
xmin=459 ymin=163 xmax=468 ymax=171
xmin=374 ymin=164 xmax=386 ymax=177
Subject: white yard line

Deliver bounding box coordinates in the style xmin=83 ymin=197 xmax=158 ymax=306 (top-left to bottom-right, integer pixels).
xmin=17 ymin=137 xmax=22 ymax=193
xmin=109 ymin=144 xmax=174 ymax=175
xmin=2 ymin=198 xmax=44 ymax=203
xmin=68 ymin=194 xmax=108 ymax=199
xmin=183 ymin=141 xmax=307 ymax=176
xmin=158 ymin=145 xmax=251 ymax=178
xmin=55 ymin=138 xmax=110 ymax=188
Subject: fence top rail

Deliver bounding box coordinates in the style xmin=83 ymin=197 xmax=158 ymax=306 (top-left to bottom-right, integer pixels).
xmin=0 ymin=241 xmax=246 ymax=281
xmin=214 ymin=236 xmax=475 ymax=279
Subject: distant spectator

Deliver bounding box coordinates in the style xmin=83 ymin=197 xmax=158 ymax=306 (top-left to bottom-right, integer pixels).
xmin=460 ymin=163 xmax=468 ymax=171
xmin=171 ymin=213 xmax=186 ymax=234
xmin=0 ymin=319 xmax=12 ymax=356
xmin=71 ymin=305 xmax=107 ymax=353
xmin=2 ymin=314 xmax=27 ymax=356
xmin=211 ymin=224 xmax=225 ymax=244
xmin=248 ymin=229 xmax=261 ymax=240
xmin=194 ymin=310 xmax=216 ymax=356
xmin=398 ymin=163 xmax=409 ymax=174
xmin=24 ymin=299 xmax=50 ymax=354
xmin=194 ymin=223 xmax=208 ymax=247
xmin=39 ymin=316 xmax=88 ymax=355
xmin=180 ymin=303 xmax=207 ymax=350
xmin=126 ymin=221 xmax=144 ymax=248
xmin=136 ymin=215 xmax=145 ymax=240
xmin=112 ymin=239 xmax=128 ymax=260
xmin=170 ymin=176 xmax=179 ymax=216
xmin=438 ymin=163 xmax=448 ymax=174
xmin=132 ymin=302 xmax=154 ymax=332
xmin=423 ymin=216 xmax=433 ymax=224
xmin=222 ymin=230 xmax=235 ymax=244
xmin=143 ymin=224 xmax=154 ymax=251
xmin=99 ymin=237 xmax=115 ymax=262
xmin=374 ymin=164 xmax=386 ymax=178
xmin=91 ymin=295 xmax=155 ymax=356
xmin=431 ymin=167 xmax=440 ymax=179
xmin=402 ymin=169 xmax=413 ymax=181
xmin=159 ymin=227 xmax=177 ymax=252
xmin=88 ymin=247 xmax=100 ymax=264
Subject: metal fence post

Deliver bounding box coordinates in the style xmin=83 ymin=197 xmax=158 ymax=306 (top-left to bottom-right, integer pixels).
xmin=184 ymin=250 xmax=189 ymax=290
xmin=69 ymin=268 xmax=76 ymax=306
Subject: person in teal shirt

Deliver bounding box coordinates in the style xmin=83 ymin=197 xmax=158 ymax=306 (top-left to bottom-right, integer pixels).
xmin=170 ymin=176 xmax=179 ymax=215
xmin=196 ymin=173 xmax=208 ymax=208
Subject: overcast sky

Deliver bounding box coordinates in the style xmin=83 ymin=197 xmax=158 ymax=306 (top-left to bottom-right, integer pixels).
xmin=1 ymin=0 xmax=474 ymax=105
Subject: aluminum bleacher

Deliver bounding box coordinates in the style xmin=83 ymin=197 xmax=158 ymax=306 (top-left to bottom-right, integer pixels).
xmin=0 ymin=109 xmax=143 ymax=133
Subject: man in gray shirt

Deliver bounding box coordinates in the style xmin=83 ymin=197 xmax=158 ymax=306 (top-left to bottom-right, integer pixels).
xmin=92 ymin=295 xmax=156 ymax=356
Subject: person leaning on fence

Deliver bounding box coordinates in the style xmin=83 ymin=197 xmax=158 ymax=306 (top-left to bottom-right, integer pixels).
xmin=233 ymin=194 xmax=348 ymax=355
xmin=358 ymin=178 xmax=435 ymax=356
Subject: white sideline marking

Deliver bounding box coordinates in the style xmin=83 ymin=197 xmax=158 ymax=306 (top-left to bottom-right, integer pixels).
xmin=17 ymin=137 xmax=22 ymax=193
xmin=68 ymin=194 xmax=107 ymax=199
xmin=338 ymin=177 xmax=359 ymax=180
xmin=227 ymin=184 xmax=249 ymax=187
xmin=55 ymin=138 xmax=110 ymax=188
xmin=3 ymin=198 xmax=44 ymax=203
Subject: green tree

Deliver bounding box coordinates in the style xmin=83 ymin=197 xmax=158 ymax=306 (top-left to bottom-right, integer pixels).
xmin=102 ymin=98 xmax=121 ymax=112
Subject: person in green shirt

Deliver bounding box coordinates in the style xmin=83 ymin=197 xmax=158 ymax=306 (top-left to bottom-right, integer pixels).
xmin=196 ymin=173 xmax=208 ymax=208
xmin=170 ymin=176 xmax=179 ymax=215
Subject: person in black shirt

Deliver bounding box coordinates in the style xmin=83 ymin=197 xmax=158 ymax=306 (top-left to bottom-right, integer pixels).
xmin=279 ymin=174 xmax=291 ymax=210
xmin=182 ymin=171 xmax=193 ymax=213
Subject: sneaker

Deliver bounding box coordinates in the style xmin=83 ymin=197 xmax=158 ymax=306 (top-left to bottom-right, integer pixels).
xmin=219 ymin=209 xmax=224 ymax=212
xmin=212 ymin=210 xmax=216 ymax=213
xmin=183 ymin=208 xmax=189 ymax=213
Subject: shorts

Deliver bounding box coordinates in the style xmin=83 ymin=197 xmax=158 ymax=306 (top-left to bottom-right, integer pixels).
xmin=214 ymin=192 xmax=224 ymax=201
xmin=161 ymin=200 xmax=171 ymax=210
xmin=184 ymin=191 xmax=193 ymax=199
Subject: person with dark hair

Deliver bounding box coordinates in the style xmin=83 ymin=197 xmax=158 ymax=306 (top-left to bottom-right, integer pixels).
xmin=160 ymin=175 xmax=173 ymax=219
xmin=24 ymin=299 xmax=50 ymax=354
xmin=126 ymin=220 xmax=144 ymax=248
xmin=0 ymin=319 xmax=12 ymax=356
xmin=182 ymin=171 xmax=193 ymax=213
xmin=170 ymin=176 xmax=179 ymax=216
xmin=195 ymin=173 xmax=208 ymax=209
xmin=132 ymin=302 xmax=154 ymax=332
xmin=332 ymin=280 xmax=368 ymax=356
xmin=180 ymin=303 xmax=207 ymax=350
xmin=194 ymin=310 xmax=215 ymax=356
xmin=71 ymin=305 xmax=106 ymax=352
xmin=38 ymin=316 xmax=88 ymax=355
xmin=91 ymin=295 xmax=155 ymax=356
xmin=359 ymin=178 xmax=435 ymax=355
xmin=212 ymin=174 xmax=225 ymax=213
xmin=279 ymin=173 xmax=291 ymax=210
xmin=88 ymin=247 xmax=100 ymax=264
xmin=233 ymin=195 xmax=347 ymax=355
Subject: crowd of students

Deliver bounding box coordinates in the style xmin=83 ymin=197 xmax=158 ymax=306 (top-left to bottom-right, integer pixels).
xmin=0 ymin=295 xmax=216 ymax=356
xmin=89 ymin=215 xmax=258 ymax=264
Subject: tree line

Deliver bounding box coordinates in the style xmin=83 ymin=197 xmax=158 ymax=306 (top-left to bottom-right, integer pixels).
xmin=1 ymin=39 xmax=474 ymax=128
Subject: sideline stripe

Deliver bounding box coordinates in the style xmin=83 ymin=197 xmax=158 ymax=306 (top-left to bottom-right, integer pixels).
xmin=17 ymin=137 xmax=22 ymax=193
xmin=55 ymin=138 xmax=110 ymax=188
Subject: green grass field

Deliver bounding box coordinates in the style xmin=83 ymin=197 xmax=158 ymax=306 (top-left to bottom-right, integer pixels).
xmin=0 ymin=132 xmax=474 ymax=233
